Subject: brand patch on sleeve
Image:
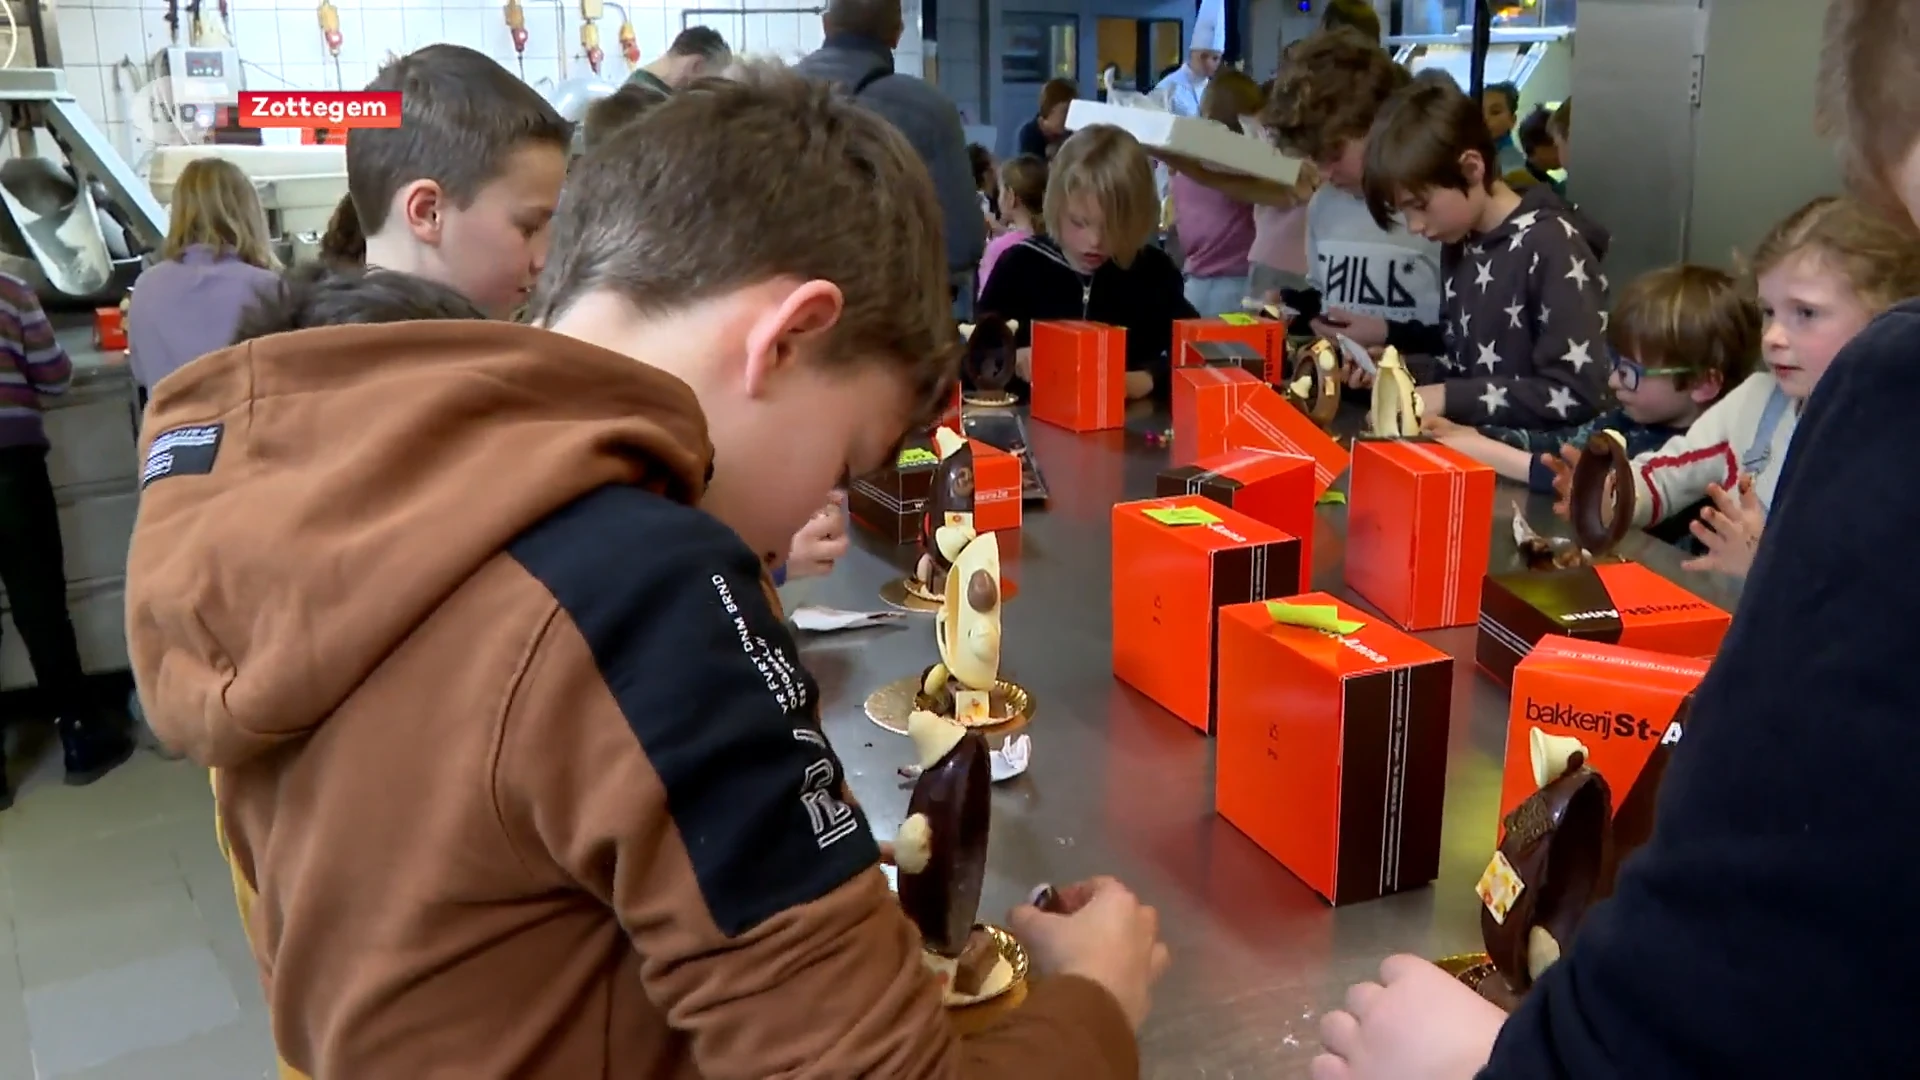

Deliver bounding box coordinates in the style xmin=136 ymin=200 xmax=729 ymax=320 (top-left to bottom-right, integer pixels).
xmin=141 ymin=424 xmax=224 ymax=489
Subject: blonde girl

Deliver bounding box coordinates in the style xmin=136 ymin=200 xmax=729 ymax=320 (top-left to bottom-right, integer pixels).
xmin=127 ymin=157 xmax=280 ymax=393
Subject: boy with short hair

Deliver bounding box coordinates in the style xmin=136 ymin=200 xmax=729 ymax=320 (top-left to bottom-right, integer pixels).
xmin=131 ymin=64 xmax=1162 ymax=1076
xmin=349 ymin=44 xmax=572 ymax=317
xmin=1429 ymin=263 xmax=1756 ymax=497
xmin=580 ymin=80 xmax=671 ymax=155
xmin=1505 ymin=106 xmax=1563 ymax=194
xmin=1263 ymin=28 xmax=1445 ymax=355
xmin=1482 ymin=81 xmax=1525 ymax=174
xmin=1363 ymin=75 xmax=1611 ymax=430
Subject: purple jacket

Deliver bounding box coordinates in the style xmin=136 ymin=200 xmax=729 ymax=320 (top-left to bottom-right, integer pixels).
xmin=128 ymin=245 xmax=280 ymax=392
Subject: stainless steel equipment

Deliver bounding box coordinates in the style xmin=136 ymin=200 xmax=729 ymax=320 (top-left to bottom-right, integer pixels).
xmin=1570 ymin=0 xmax=1840 ymax=283
xmin=1387 ymin=25 xmax=1573 ymax=115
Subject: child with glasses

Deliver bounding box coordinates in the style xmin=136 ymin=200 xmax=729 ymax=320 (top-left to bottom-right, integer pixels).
xmin=1429 ymin=264 xmax=1756 ymax=500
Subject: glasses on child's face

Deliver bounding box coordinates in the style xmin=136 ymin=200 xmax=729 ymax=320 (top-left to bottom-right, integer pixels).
xmin=1611 ymin=354 xmax=1691 ymax=392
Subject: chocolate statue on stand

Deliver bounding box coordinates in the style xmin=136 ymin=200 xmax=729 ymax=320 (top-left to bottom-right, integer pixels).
xmin=959 ymin=318 xmax=1020 ymax=408
xmin=1514 ymin=429 xmax=1637 ymax=569
xmin=891 ymin=709 xmax=1019 ymax=1004
xmin=917 ymin=531 xmax=1008 ymax=727
xmin=1367 ymin=346 xmax=1422 ymax=438
xmin=908 ymin=428 xmax=976 ymax=603
xmin=1283 ymin=338 xmax=1343 ymax=431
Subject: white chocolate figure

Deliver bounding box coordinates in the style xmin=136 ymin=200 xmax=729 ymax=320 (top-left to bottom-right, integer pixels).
xmin=1369 ymin=346 xmax=1422 ymax=437
xmin=919 ymin=531 xmax=1003 ymax=725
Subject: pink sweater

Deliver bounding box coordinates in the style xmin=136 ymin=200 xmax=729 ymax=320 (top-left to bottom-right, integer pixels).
xmin=978 ymin=228 xmax=1031 ymax=298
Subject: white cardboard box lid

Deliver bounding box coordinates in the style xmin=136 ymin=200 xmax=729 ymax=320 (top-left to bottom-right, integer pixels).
xmin=1065 ymin=99 xmax=1303 ymax=187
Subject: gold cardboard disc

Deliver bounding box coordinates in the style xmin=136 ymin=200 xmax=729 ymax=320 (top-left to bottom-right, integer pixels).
xmin=962 ymin=391 xmax=1019 ymax=408
xmin=942 ymin=924 xmax=1031 ymax=1009
xmin=1435 ymin=952 xmax=1498 ymax=992
xmin=865 ymin=676 xmax=1035 ymax=741
xmin=879 ymin=577 xmax=944 ymax=613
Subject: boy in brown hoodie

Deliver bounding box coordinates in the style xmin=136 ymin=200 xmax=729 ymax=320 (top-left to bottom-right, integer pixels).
xmin=129 ymin=62 xmax=1163 ymax=1077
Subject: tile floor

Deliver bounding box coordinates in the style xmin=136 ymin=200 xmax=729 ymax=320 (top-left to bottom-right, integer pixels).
xmin=0 ymin=723 xmax=277 ymax=1080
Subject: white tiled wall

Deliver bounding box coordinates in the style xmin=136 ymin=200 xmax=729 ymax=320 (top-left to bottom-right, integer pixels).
xmin=42 ymin=0 xmax=924 ymax=167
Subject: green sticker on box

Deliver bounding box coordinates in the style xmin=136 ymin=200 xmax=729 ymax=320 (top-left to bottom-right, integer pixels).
xmin=897 ymin=447 xmax=938 ymax=467
xmin=1266 ymin=601 xmax=1366 ymax=635
xmin=1217 ymin=313 xmax=1259 ymax=326
xmin=1143 ymin=505 xmax=1221 ymax=527
xmin=1316 ymin=490 xmax=1348 ymax=506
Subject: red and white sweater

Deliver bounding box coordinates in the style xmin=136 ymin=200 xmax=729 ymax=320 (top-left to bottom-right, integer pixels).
xmin=1629 ymin=373 xmax=1797 ymax=527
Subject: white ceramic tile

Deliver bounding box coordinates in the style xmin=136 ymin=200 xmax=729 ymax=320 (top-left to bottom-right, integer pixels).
xmin=23 ymin=947 xmax=240 ymax=1077
xmin=89 ymin=0 xmax=145 ymax=10
xmin=228 ymin=10 xmax=282 ymax=69
xmin=439 ymin=11 xmax=487 ymax=51
xmin=9 ymin=876 xmax=210 ymax=990
xmin=0 ymin=821 xmax=184 ymax=920
xmin=140 ymin=7 xmax=184 ymax=62
xmin=64 ymin=65 xmax=110 ymax=127
xmin=356 ymin=7 xmax=406 ymax=58
xmin=277 ymin=10 xmax=331 ymax=67
xmin=64 ymin=1009 xmax=278 ymax=1080
xmin=91 ymin=12 xmax=149 ymax=69
xmin=54 ymin=7 xmax=100 ymax=64
xmin=399 ymin=7 xmax=444 ymax=50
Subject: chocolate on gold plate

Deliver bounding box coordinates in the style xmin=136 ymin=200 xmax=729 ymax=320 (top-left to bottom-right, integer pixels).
xmin=958 ymin=316 xmax=1020 ymax=398
xmin=894 ymin=711 xmax=991 ymax=976
xmin=864 ymin=676 xmax=1034 ymax=739
xmin=1284 ymin=338 xmax=1342 ymax=431
xmin=1474 ymin=729 xmax=1613 ymax=1003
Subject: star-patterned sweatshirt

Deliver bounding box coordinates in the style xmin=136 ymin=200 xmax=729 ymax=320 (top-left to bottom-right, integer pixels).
xmin=1437 ymin=186 xmax=1611 ymax=430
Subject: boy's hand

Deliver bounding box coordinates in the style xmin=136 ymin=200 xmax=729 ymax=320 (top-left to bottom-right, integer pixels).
xmin=1683 ymin=475 xmax=1764 ymax=577
xmin=1310 ymin=955 xmax=1505 ymax=1080
xmin=1545 ymin=444 xmax=1582 ymax=518
xmin=1314 ymin=309 xmax=1387 ymax=348
xmin=785 ymin=492 xmax=848 ymax=580
xmin=1010 ymin=876 xmax=1170 ymax=1030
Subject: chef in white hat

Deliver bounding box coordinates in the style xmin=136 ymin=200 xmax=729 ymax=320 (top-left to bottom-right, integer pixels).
xmin=1151 ymin=0 xmax=1225 ymax=117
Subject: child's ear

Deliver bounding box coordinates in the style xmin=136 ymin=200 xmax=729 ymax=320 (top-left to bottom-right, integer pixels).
xmin=1688 ymin=370 xmax=1726 ymax=404
xmin=743 ymin=279 xmax=844 ymax=394
xmin=399 ymin=179 xmax=448 ymax=245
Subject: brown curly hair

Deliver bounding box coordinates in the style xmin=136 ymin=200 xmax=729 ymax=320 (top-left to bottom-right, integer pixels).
xmin=319 ymin=193 xmax=365 ymax=269
xmin=1261 ymin=27 xmax=1409 ymax=163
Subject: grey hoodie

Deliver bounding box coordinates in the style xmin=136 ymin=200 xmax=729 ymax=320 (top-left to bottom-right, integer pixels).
xmin=795 ymin=37 xmax=986 ymax=277
xmin=1437 ymin=184 xmax=1613 ymax=430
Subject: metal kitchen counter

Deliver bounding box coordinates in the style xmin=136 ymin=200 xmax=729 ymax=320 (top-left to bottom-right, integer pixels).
xmin=798 ymin=415 xmax=1744 ymax=1079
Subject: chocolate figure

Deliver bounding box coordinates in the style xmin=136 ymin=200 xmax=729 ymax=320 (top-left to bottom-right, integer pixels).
xmin=1285 ymin=338 xmax=1343 ymax=431
xmin=958 ymin=318 xmax=1020 ymax=394
xmin=892 ymin=709 xmax=998 ymax=997
xmin=916 ymin=531 xmax=1004 ymax=726
xmin=913 ymin=428 xmax=976 ymax=597
xmin=1368 ymin=347 xmax=1421 ymax=437
xmin=1515 ymin=429 xmax=1638 ymax=569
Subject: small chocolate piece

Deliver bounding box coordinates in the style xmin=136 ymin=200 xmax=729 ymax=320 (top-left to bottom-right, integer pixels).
xmin=915 ymin=664 xmax=956 ymax=716
xmin=1481 ymin=764 xmax=1614 ymax=996
xmin=952 ymin=927 xmax=1000 ymax=995
xmin=1569 ymin=430 xmax=1636 ymax=557
xmin=1027 ymin=883 xmax=1065 ymax=913
xmin=896 ymin=732 xmax=992 ymax=957
xmin=966 ymin=569 xmax=998 ymax=613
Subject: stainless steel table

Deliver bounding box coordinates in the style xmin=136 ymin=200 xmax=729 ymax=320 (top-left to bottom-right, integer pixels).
xmin=798 ymin=416 xmax=1744 ymax=1079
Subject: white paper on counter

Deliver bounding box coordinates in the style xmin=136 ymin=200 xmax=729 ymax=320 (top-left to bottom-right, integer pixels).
xmin=790 ymin=606 xmax=905 ymax=633
xmin=991 ymin=735 xmax=1032 ymax=782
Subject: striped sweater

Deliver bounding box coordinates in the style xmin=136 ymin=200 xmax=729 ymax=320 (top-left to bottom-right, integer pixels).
xmin=0 ymin=274 xmax=71 ymax=448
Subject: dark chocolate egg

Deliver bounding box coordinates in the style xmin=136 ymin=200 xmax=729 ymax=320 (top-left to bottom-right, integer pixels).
xmin=966 ymin=569 xmax=998 ymax=613
xmin=964 ymin=315 xmax=1018 ymax=392
xmin=896 ymin=733 xmax=992 ymax=956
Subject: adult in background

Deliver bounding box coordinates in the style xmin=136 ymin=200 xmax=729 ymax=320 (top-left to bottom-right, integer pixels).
xmin=1151 ymin=0 xmax=1223 ymax=116
xmin=1016 ymin=78 xmax=1077 ymax=160
xmin=796 ymin=0 xmax=985 ymax=300
xmin=1320 ymin=0 xmax=1383 ymax=40
xmin=626 ymin=26 xmax=732 ymax=96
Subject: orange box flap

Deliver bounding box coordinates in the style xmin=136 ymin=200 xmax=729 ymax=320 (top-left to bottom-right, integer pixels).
xmin=1219 ymin=591 xmax=1450 ymax=678
xmin=1224 ymin=386 xmax=1350 ymax=497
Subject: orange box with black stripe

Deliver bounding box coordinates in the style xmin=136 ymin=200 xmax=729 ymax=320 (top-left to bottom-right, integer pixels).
xmin=1476 ymin=563 xmax=1731 ymax=687
xmin=1172 ymin=316 xmax=1283 ymax=381
xmin=1498 ymin=637 xmax=1707 ymax=861
xmin=1111 ymin=495 xmax=1301 ymax=735
xmin=1030 ymin=320 xmax=1125 ymax=433
xmin=1344 ymin=439 xmax=1496 ymax=631
xmin=1156 ymin=449 xmax=1316 ymax=593
xmin=1222 ymin=384 xmax=1350 ymax=499
xmin=1215 ymin=593 xmax=1455 ymax=906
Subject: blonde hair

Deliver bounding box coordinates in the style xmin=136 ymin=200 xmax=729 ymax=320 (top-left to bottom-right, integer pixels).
xmin=162 ymin=158 xmax=278 ymax=270
xmin=1750 ymin=196 xmax=1920 ymax=316
xmin=1043 ymin=125 xmax=1157 ymax=269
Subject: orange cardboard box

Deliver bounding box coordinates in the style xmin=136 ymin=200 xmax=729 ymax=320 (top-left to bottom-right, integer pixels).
xmin=1030 ymin=320 xmax=1124 ymax=433
xmin=1171 ymin=366 xmax=1263 ymax=467
xmin=847 ymin=441 xmax=940 ymax=544
xmin=1222 ymin=384 xmax=1350 ymax=498
xmin=971 ymin=439 xmax=1022 ymax=533
xmin=1157 ymin=449 xmax=1316 ymax=592
xmin=1111 ymin=495 xmax=1302 ymax=735
xmin=1345 ymin=439 xmax=1496 ymax=631
xmin=937 ymin=381 xmax=962 ymax=432
xmin=1216 ymin=593 xmax=1454 ymax=905
xmin=1477 ymin=562 xmax=1731 ymax=687
xmin=1499 ymin=637 xmax=1706 ymax=849
xmin=1182 ymin=339 xmax=1270 ymax=382
xmin=94 ymin=307 xmax=126 ymax=351
xmin=1173 ymin=317 xmax=1283 ymax=381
